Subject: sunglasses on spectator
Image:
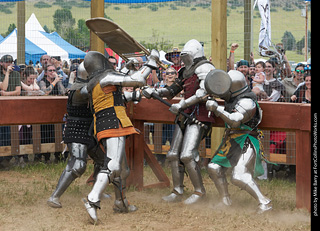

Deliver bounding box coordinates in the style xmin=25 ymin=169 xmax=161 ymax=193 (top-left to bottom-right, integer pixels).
xmin=47 ymin=69 xmax=56 ymax=72
xmin=296 ymin=70 xmax=304 ymax=73
xmin=166 ymin=72 xmax=176 ymax=75
xmin=171 ymin=54 xmax=180 ymax=58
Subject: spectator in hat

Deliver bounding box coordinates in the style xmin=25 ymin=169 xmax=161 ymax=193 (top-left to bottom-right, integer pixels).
xmin=236 ymin=59 xmax=250 ymax=80
xmin=0 ymin=55 xmax=21 ymax=96
xmin=165 ymin=47 xmax=181 ymax=72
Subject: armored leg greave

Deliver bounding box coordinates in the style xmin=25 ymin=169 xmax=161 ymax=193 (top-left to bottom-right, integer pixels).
xmin=183 ymin=160 xmax=206 ymax=205
xmin=162 ymin=160 xmax=185 ymax=202
xmin=180 ymin=124 xmax=206 ymax=204
xmin=207 ymin=163 xmax=231 ymax=206
xmin=48 ymin=143 xmax=87 ymax=208
xmin=112 ymin=156 xmax=137 ymax=213
xmin=230 ymin=144 xmax=271 ymax=213
xmin=87 ymin=137 xmax=126 ymax=204
xmin=84 ymin=171 xmax=109 ymax=224
xmin=163 ymin=126 xmax=184 ymax=202
xmin=85 ymin=136 xmax=135 ymax=223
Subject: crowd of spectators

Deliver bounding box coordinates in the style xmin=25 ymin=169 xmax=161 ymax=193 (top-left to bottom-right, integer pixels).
xmin=227 ymin=43 xmax=311 ymax=103
xmin=0 ymin=54 xmax=81 ymax=167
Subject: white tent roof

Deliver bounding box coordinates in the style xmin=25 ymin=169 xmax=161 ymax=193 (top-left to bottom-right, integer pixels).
xmin=25 ymin=13 xmax=69 ymax=61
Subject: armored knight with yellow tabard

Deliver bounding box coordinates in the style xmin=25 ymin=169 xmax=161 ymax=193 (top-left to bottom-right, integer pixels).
xmin=82 ymin=50 xmax=160 ymax=223
xmin=205 ymin=70 xmax=272 ymax=213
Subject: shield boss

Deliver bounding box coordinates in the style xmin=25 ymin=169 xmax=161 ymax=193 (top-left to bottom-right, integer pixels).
xmin=204 ymin=69 xmax=231 ymax=97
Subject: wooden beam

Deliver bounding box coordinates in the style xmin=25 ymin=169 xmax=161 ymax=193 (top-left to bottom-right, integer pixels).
xmin=90 ymin=0 xmax=105 ymax=53
xmin=296 ymin=130 xmax=311 ymax=211
xmin=211 ymin=0 xmax=227 ymax=71
xmin=0 ymin=96 xmax=67 ymax=125
xmin=244 ymin=0 xmax=253 ymax=62
xmin=143 ymin=143 xmax=170 ymax=188
xmin=17 ymin=1 xmax=25 ymax=65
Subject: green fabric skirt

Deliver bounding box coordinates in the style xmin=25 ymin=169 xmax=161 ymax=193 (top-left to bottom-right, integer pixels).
xmin=211 ymin=127 xmax=264 ymax=177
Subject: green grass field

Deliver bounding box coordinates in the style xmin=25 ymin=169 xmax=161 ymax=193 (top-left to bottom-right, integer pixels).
xmin=0 ymin=2 xmax=310 ymax=63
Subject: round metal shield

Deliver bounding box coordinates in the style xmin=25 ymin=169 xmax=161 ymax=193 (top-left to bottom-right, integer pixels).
xmin=204 ymin=69 xmax=232 ymax=97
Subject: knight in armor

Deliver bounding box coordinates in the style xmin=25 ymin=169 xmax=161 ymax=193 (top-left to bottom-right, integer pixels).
xmin=82 ymin=50 xmax=159 ymax=223
xmin=47 ymin=62 xmax=99 ymax=208
xmin=143 ymin=39 xmax=215 ymax=204
xmin=205 ymin=70 xmax=272 ymax=213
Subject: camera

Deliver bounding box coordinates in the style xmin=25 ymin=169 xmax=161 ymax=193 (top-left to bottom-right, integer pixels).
xmin=51 ymin=56 xmax=61 ymax=61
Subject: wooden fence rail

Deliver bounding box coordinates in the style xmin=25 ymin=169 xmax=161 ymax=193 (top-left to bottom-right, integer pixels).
xmin=0 ymin=96 xmax=311 ymax=211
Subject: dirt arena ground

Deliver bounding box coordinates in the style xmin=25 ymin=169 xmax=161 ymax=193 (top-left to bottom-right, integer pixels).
xmin=0 ymin=161 xmax=311 ymax=231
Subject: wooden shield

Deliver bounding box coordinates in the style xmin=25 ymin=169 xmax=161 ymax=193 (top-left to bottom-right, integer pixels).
xmin=86 ymin=17 xmax=165 ymax=68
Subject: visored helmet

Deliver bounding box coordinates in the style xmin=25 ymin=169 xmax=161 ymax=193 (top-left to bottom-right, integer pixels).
xmin=180 ymin=39 xmax=204 ymax=70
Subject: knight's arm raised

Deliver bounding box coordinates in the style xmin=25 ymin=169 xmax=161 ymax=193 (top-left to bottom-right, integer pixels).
xmin=100 ymin=50 xmax=159 ymax=88
xmin=100 ymin=66 xmax=152 ymax=88
xmin=142 ymin=75 xmax=184 ymax=100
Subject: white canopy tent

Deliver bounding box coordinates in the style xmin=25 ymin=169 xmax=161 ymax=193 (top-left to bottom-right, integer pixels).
xmin=0 ymin=13 xmax=86 ymax=64
xmin=25 ymin=13 xmax=85 ymax=61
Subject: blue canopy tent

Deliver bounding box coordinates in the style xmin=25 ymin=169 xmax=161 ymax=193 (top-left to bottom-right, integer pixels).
xmin=40 ymin=31 xmax=86 ymax=60
xmin=25 ymin=37 xmax=47 ymax=65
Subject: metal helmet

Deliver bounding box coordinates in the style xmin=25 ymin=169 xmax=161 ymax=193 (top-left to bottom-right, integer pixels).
xmin=228 ymin=70 xmax=248 ymax=99
xmin=77 ymin=62 xmax=88 ymax=81
xmin=180 ymin=39 xmax=204 ymax=69
xmin=84 ymin=51 xmax=109 ymax=78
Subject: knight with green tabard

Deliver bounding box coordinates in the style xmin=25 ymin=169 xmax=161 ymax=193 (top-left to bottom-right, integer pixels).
xmin=205 ymin=69 xmax=272 ymax=213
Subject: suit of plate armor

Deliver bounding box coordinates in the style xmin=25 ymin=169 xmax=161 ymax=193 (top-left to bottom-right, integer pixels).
xmin=205 ymin=70 xmax=272 ymax=213
xmin=47 ymin=61 xmax=141 ymax=209
xmin=82 ymin=50 xmax=159 ymax=224
xmin=47 ymin=62 xmax=99 ymax=208
xmin=143 ymin=39 xmax=215 ymax=204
